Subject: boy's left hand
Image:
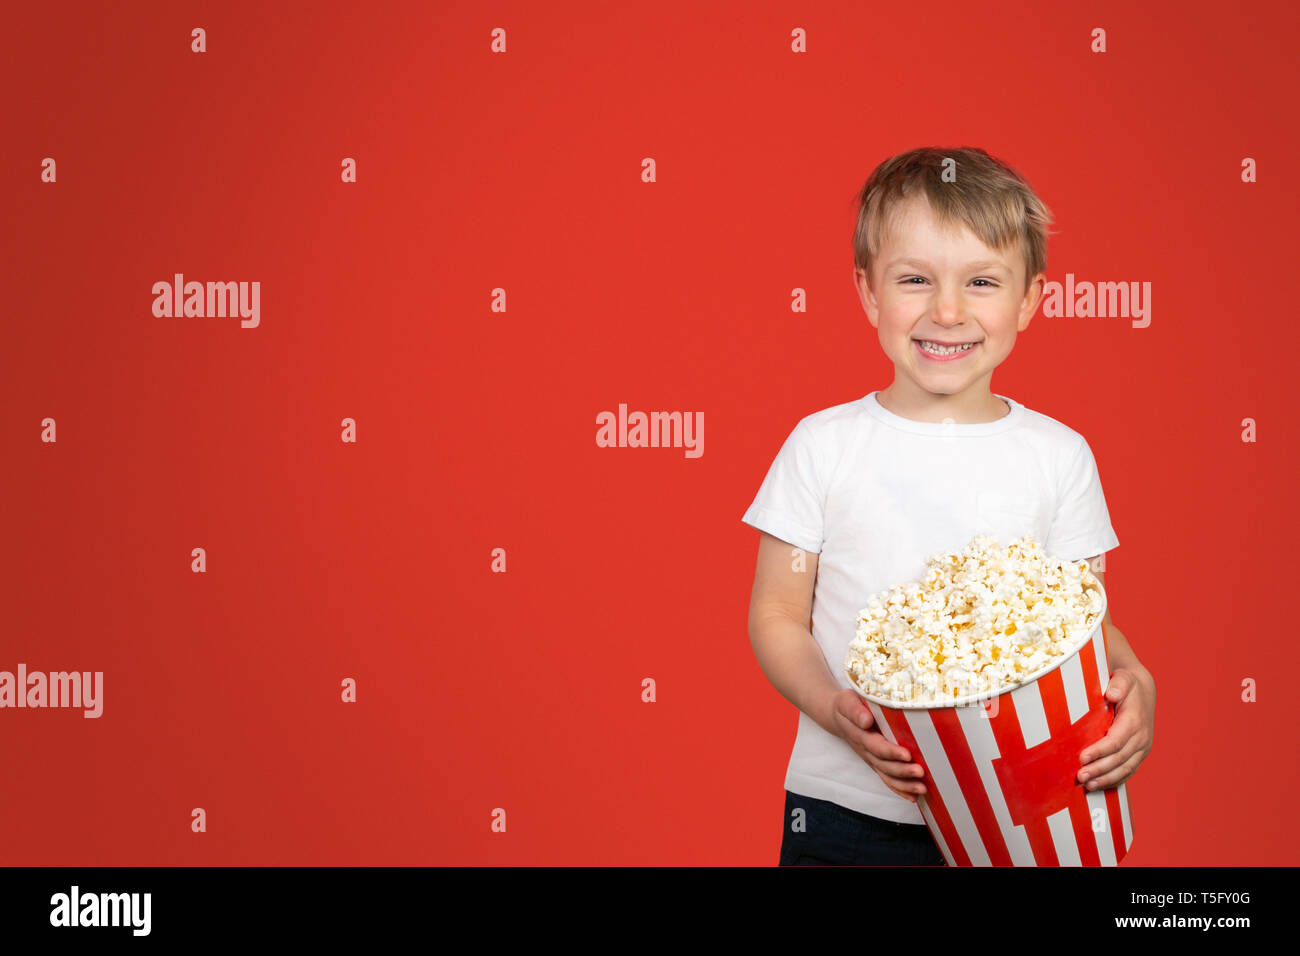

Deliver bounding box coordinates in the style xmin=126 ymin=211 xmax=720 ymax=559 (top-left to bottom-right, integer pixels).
xmin=1077 ymin=667 xmax=1155 ymax=790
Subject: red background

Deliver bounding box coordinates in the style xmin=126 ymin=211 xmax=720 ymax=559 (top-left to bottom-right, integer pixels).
xmin=2 ymin=0 xmax=1297 ymax=865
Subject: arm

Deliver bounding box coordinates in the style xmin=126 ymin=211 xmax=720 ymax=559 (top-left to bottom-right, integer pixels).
xmin=1092 ymin=566 xmax=1148 ymax=681
xmin=746 ymin=531 xmax=837 ymax=734
xmin=747 ymin=531 xmax=927 ymax=802
xmin=1078 ymin=559 xmax=1156 ymax=789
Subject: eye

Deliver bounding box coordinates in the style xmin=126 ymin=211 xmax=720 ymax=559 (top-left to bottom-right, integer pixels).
xmin=901 ymin=276 xmax=927 ymax=284
xmin=971 ymin=278 xmax=998 ymax=288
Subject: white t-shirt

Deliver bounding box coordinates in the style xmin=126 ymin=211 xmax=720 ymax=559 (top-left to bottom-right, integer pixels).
xmin=741 ymin=390 xmax=1120 ymax=824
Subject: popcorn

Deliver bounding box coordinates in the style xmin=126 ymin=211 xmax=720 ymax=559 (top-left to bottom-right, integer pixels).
xmin=844 ymin=534 xmax=1105 ymax=705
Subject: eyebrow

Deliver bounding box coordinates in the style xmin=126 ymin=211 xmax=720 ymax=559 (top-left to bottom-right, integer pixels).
xmin=887 ymin=258 xmax=1010 ymax=273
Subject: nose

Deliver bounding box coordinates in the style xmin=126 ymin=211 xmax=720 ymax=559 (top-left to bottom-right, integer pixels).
xmin=932 ymin=282 xmax=964 ymax=325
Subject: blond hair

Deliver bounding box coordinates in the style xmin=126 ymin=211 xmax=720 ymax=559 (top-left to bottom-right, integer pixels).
xmin=852 ymin=146 xmax=1056 ymax=293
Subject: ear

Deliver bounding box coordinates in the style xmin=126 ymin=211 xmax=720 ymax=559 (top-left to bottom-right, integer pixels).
xmin=1019 ymin=272 xmax=1045 ymax=331
xmin=855 ymin=268 xmax=880 ymax=330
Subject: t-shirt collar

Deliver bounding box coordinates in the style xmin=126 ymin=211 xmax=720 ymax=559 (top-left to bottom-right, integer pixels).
xmin=862 ymin=390 xmax=1024 ymax=436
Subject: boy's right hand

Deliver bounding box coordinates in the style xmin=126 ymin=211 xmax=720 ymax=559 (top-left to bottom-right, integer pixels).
xmin=830 ymin=688 xmax=928 ymax=804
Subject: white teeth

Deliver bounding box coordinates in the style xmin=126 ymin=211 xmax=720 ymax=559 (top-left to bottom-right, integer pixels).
xmin=919 ymin=340 xmax=975 ymax=355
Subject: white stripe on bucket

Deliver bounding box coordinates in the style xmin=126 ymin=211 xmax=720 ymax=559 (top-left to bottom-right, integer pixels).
xmin=1092 ymin=625 xmax=1109 ymax=693
xmin=1087 ymin=789 xmax=1118 ymax=866
xmin=1012 ymin=680 xmax=1050 ymax=748
xmin=866 ymin=702 xmax=893 ymax=743
xmin=1060 ymin=652 xmax=1089 ymax=724
xmin=1046 ymin=806 xmax=1081 ymax=866
xmin=1119 ymin=781 xmax=1132 ymax=849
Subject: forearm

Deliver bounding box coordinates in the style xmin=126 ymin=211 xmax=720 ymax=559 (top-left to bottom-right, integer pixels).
xmin=1103 ymin=620 xmax=1154 ymax=691
xmin=749 ymin=613 xmax=840 ymax=736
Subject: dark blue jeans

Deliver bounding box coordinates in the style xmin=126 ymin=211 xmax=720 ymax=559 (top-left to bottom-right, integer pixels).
xmin=779 ymin=791 xmax=947 ymax=866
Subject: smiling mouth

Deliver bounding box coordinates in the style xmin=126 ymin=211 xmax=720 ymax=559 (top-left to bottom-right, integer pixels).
xmin=915 ymin=339 xmax=980 ymax=355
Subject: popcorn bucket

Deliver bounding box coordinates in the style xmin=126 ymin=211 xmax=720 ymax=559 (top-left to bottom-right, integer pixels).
xmin=858 ymin=589 xmax=1134 ymax=866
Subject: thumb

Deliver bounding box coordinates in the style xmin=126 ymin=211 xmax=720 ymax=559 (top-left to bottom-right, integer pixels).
xmin=1105 ymin=669 xmax=1131 ymax=702
xmin=856 ymin=695 xmax=874 ymax=729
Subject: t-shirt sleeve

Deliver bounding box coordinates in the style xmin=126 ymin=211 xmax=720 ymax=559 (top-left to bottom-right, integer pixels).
xmin=741 ymin=419 xmax=825 ymax=554
xmin=1046 ymin=434 xmax=1120 ymax=562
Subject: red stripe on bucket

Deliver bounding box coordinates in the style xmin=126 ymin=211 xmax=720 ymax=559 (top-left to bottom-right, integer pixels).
xmin=1078 ymin=630 xmax=1103 ymax=700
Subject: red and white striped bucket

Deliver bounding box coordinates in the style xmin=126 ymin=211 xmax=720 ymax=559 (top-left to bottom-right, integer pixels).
xmin=858 ymin=598 xmax=1134 ymax=866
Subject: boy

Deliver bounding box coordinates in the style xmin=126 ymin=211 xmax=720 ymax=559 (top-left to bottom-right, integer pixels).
xmin=742 ymin=147 xmax=1155 ymax=866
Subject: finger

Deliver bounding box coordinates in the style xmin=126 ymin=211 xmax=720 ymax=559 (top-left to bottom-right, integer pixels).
xmin=835 ymin=707 xmax=885 ymax=750
xmin=873 ymin=768 xmax=925 ymax=802
xmin=1080 ymin=735 xmax=1141 ymax=785
xmin=845 ymin=731 xmax=924 ymax=779
xmin=852 ymin=700 xmax=909 ymax=756
xmin=852 ymin=697 xmax=873 ymax=729
xmin=889 ymin=783 xmax=921 ymax=803
xmin=1079 ymin=710 xmax=1137 ymax=765
xmin=837 ymin=710 xmax=912 ymax=763
xmin=1103 ymin=670 xmax=1133 ymax=705
xmin=833 ymin=706 xmax=863 ymax=737
xmin=1086 ymin=749 xmax=1148 ymax=791
xmin=856 ymin=740 xmax=927 ymax=782
xmin=865 ymin=753 xmax=927 ymax=783
xmin=837 ymin=694 xmax=884 ymax=738
xmin=859 ymin=730 xmax=915 ymax=766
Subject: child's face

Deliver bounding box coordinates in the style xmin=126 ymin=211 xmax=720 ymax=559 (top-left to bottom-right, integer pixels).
xmin=855 ymin=195 xmax=1043 ymax=403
